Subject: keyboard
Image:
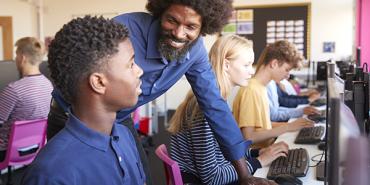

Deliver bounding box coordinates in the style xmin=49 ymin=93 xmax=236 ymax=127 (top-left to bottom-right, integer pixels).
xmin=294 ymin=126 xmax=325 ymax=144
xmin=310 ymin=98 xmax=326 ymax=107
xmin=307 ymin=114 xmax=326 ymax=123
xmin=267 ymin=148 xmax=309 ymax=180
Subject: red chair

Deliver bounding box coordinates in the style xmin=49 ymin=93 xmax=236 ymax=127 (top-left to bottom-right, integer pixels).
xmin=0 ymin=119 xmax=47 ymax=185
xmin=155 ymin=144 xmax=184 ymax=185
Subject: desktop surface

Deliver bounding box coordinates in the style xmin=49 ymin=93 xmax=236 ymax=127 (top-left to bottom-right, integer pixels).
xmin=254 ymin=124 xmax=325 ymax=185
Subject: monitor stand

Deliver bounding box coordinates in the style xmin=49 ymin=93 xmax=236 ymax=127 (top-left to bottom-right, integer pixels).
xmin=316 ymin=162 xmax=325 ymax=181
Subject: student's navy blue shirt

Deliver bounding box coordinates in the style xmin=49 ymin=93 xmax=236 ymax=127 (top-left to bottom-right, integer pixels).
xmin=276 ymin=82 xmax=309 ymax=108
xmin=52 ymin=12 xmax=248 ymax=161
xmin=21 ymin=113 xmax=145 ymax=185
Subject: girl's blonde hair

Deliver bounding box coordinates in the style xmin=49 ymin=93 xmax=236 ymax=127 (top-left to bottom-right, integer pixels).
xmin=168 ymin=35 xmax=253 ymax=134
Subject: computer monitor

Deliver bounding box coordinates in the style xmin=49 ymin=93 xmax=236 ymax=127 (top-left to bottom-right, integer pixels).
xmin=39 ymin=61 xmax=51 ymax=81
xmin=327 ymin=62 xmax=336 ymax=78
xmin=342 ymin=136 xmax=370 ymax=185
xmin=0 ymin=60 xmax=20 ymax=90
xmin=336 ymin=60 xmax=352 ymax=80
xmin=352 ymin=81 xmax=366 ymax=132
xmin=325 ymin=78 xmax=361 ymax=185
xmin=363 ymin=72 xmax=370 ymax=134
xmin=326 ymin=62 xmax=344 ymax=98
xmin=317 ymin=61 xmax=328 ymax=81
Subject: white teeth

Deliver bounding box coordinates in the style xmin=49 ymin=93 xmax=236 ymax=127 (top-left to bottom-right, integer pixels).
xmin=169 ymin=39 xmax=185 ymax=48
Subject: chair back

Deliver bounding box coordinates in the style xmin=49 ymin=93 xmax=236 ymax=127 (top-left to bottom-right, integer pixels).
xmin=0 ymin=119 xmax=47 ymax=169
xmin=155 ymin=144 xmax=184 ymax=185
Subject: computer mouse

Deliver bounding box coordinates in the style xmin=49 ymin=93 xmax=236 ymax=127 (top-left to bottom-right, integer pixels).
xmin=274 ymin=174 xmax=302 ymax=185
xmin=318 ymin=142 xmax=326 ymax=151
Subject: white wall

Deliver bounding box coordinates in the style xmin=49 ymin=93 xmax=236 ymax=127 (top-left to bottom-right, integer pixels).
xmin=0 ymin=0 xmax=38 ymax=59
xmin=43 ymin=0 xmax=147 ymax=37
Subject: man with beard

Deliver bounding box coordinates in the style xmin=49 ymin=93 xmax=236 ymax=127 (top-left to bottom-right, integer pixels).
xmin=47 ymin=0 xmax=276 ymax=184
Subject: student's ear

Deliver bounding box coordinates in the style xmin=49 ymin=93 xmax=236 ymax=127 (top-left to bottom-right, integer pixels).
xmin=224 ymin=59 xmax=230 ymax=71
xmin=89 ymin=73 xmax=107 ymax=95
xmin=270 ymin=59 xmax=279 ymax=69
xmin=21 ymin=55 xmax=27 ymax=63
xmin=19 ymin=55 xmax=27 ymax=66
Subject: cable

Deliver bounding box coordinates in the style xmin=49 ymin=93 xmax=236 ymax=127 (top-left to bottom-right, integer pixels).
xmin=308 ymin=150 xmax=325 ymax=168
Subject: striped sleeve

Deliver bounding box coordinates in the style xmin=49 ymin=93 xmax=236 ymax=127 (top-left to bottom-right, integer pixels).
xmin=185 ymin=119 xmax=239 ymax=185
xmin=0 ymin=85 xmax=18 ymax=122
xmin=171 ymin=117 xmax=263 ymax=184
xmin=245 ymin=148 xmax=262 ymax=174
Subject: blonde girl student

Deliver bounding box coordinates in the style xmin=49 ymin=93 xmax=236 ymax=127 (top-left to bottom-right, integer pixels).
xmin=169 ymin=35 xmax=287 ymax=185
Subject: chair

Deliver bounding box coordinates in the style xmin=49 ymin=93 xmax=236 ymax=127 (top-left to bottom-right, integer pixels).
xmin=0 ymin=119 xmax=47 ymax=185
xmin=155 ymin=144 xmax=184 ymax=185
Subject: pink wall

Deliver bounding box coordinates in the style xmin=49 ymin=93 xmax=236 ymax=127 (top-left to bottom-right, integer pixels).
xmin=357 ymin=0 xmax=370 ymax=71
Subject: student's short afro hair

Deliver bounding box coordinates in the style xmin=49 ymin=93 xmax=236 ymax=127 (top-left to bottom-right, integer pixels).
xmin=48 ymin=16 xmax=129 ymax=104
xmin=146 ymin=0 xmax=234 ymax=35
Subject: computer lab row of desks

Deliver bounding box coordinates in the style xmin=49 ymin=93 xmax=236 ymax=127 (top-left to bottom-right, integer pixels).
xmin=255 ymin=105 xmax=327 ymax=185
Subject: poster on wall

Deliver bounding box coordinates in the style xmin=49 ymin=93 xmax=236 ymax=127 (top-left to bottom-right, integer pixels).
xmin=265 ymin=19 xmax=305 ymax=56
xmin=222 ymin=10 xmax=237 ymax=34
xmin=222 ymin=23 xmax=237 ymax=34
xmin=323 ymin=42 xmax=335 ymax=53
xmin=222 ymin=9 xmax=254 ymax=34
xmin=237 ymin=9 xmax=253 ymax=21
xmin=237 ymin=22 xmax=253 ymax=34
xmin=237 ymin=9 xmax=254 ymax=34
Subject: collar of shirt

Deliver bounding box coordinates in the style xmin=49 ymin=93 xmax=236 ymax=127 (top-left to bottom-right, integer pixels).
xmin=146 ymin=19 xmax=190 ymax=64
xmin=65 ymin=111 xmax=120 ymax=152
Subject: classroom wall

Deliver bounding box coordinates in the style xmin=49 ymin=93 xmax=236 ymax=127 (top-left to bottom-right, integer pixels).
xmin=1 ymin=0 xmax=356 ymax=110
xmin=164 ymin=0 xmax=355 ymax=110
xmin=42 ymin=0 xmax=147 ymax=37
xmin=0 ymin=0 xmax=38 ymax=52
xmin=234 ymin=0 xmax=354 ymax=62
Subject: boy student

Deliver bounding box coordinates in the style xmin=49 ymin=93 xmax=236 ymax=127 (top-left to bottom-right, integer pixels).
xmin=267 ymin=80 xmax=320 ymax=122
xmin=233 ymin=40 xmax=314 ymax=148
xmin=0 ymin=37 xmax=52 ymax=161
xmin=47 ymin=0 xmax=268 ymax=184
xmin=169 ymin=35 xmax=286 ymax=185
xmin=21 ymin=16 xmax=145 ymax=185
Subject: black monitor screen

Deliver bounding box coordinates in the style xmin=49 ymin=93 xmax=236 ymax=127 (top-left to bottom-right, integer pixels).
xmin=325 ymin=78 xmax=360 ymax=185
xmin=0 ymin=61 xmax=20 ymax=90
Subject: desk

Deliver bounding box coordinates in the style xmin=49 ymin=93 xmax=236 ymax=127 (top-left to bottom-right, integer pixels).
xmin=254 ymin=123 xmax=326 ymax=185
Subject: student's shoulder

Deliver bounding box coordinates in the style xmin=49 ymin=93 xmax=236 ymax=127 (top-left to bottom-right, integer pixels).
xmin=1 ymin=79 xmax=23 ymax=92
xmin=31 ymin=130 xmax=79 ymax=167
xmin=23 ymin=163 xmax=75 ymax=185
xmin=23 ymin=136 xmax=78 ymax=184
xmin=237 ymin=84 xmax=258 ymax=95
xmin=114 ymin=12 xmax=153 ymax=26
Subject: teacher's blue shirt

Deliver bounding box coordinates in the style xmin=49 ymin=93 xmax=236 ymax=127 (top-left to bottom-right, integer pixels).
xmin=52 ymin=12 xmax=248 ymax=161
